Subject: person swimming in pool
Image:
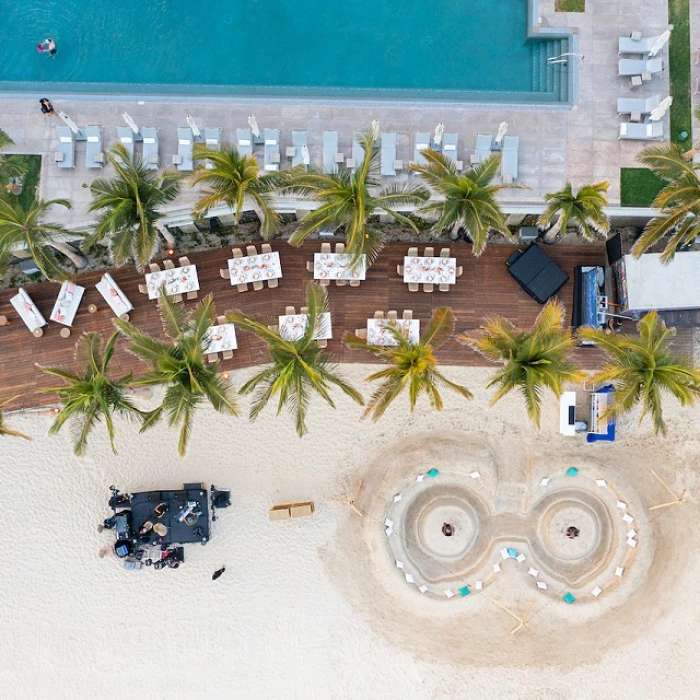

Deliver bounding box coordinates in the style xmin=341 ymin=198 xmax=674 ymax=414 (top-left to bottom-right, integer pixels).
xmin=44 ymin=38 xmax=57 ymax=58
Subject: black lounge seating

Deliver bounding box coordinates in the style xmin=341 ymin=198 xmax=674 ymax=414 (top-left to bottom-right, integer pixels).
xmin=506 ymin=245 xmax=569 ymax=304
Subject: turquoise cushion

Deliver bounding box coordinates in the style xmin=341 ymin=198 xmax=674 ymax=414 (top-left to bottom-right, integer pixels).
xmin=563 ymin=592 xmax=576 ymax=604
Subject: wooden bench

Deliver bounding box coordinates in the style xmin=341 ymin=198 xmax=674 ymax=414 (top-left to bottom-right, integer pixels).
xmin=269 ymin=501 xmax=315 ymax=521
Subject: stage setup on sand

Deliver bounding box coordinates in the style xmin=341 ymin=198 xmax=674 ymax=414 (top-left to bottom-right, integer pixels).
xmin=102 ymin=483 xmax=231 ymax=571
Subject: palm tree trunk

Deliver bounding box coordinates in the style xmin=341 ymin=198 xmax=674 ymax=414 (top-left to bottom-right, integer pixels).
xmin=249 ymin=201 xmax=267 ymax=234
xmin=155 ymin=221 xmax=176 ymax=249
xmin=49 ymin=242 xmax=88 ymax=269
xmin=543 ymin=217 xmax=563 ymax=244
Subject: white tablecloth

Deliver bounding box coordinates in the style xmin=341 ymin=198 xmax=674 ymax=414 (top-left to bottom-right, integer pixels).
xmin=10 ymin=289 xmax=46 ymax=332
xmin=145 ymin=265 xmax=200 ymax=299
xmin=228 ymin=252 xmax=282 ymax=284
xmin=278 ymin=312 xmax=332 ymax=341
xmin=96 ymin=273 xmax=133 ymax=316
xmin=366 ymin=318 xmax=420 ymax=346
xmin=313 ymin=253 xmax=367 ymax=280
xmin=403 ymin=256 xmax=457 ymax=284
xmin=50 ymin=281 xmax=85 ymax=326
xmin=203 ymin=323 xmax=238 ymax=353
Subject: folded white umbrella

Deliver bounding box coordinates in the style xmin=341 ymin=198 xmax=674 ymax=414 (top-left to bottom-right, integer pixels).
xmin=650 ymin=96 xmax=673 ymax=121
xmin=495 ymin=121 xmax=508 ymax=145
xmin=122 ymin=112 xmax=140 ymax=135
xmin=432 ymin=122 xmax=444 ymax=147
xmin=186 ymin=115 xmax=201 ymax=139
xmin=370 ymin=120 xmax=380 ymax=142
xmin=58 ymin=110 xmax=80 ymax=135
xmin=248 ymin=115 xmax=260 ymax=139
xmin=301 ymin=144 xmax=310 ymax=166
xmin=649 ymin=30 xmax=671 ymax=57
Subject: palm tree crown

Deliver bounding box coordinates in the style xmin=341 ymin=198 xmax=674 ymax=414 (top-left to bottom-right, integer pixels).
xmin=460 ymin=300 xmax=585 ymax=427
xmin=84 ymin=144 xmax=182 ymax=269
xmin=116 ymin=293 xmax=238 ymax=456
xmin=0 ymin=197 xmax=80 ymax=280
xmin=282 ymin=130 xmax=429 ymax=264
xmin=631 ymin=144 xmax=700 ymax=263
xmin=579 ymin=311 xmax=700 ymax=435
xmin=39 ymin=332 xmax=142 ymax=456
xmin=190 ymin=143 xmax=286 ymax=238
xmin=410 ymin=150 xmax=522 ymax=255
xmin=0 ymin=396 xmax=30 ymax=441
xmin=227 ymin=281 xmax=363 ymax=436
xmin=538 ymin=181 xmax=610 ymax=243
xmin=345 ymin=306 xmax=472 ymax=421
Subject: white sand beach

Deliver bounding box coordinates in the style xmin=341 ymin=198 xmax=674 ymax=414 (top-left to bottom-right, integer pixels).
xmin=1 ymin=363 xmax=699 ymax=700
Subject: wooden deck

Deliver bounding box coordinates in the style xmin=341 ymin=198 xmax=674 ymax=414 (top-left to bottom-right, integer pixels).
xmin=0 ymin=241 xmax=617 ymax=409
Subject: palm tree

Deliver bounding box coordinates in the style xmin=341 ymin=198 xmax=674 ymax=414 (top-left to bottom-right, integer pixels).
xmin=538 ymin=181 xmax=610 ymax=244
xmin=345 ymin=306 xmax=472 ymax=421
xmin=282 ymin=130 xmax=429 ymax=264
xmin=460 ymin=300 xmax=585 ymax=427
xmin=190 ymin=143 xmax=287 ymax=238
xmin=409 ymin=150 xmax=523 ymax=255
xmin=39 ymin=332 xmax=142 ymax=456
xmin=84 ymin=144 xmax=182 ymax=269
xmin=0 ymin=128 xmax=29 ymax=192
xmin=630 ymin=144 xmax=700 ymax=263
xmin=0 ymin=197 xmax=86 ymax=280
xmin=226 ymin=281 xmax=363 ymax=436
xmin=579 ymin=312 xmax=700 ymax=435
xmin=0 ymin=396 xmax=30 ymax=441
xmin=115 ymin=292 xmax=238 ymax=456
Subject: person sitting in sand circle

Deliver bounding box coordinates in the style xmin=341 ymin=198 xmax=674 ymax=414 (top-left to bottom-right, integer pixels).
xmin=442 ymin=523 xmax=454 ymax=537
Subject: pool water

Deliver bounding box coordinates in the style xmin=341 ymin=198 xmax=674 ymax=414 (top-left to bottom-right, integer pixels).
xmin=1 ymin=0 xmax=570 ymax=102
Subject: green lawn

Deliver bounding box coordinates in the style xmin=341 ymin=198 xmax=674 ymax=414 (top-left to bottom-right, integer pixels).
xmin=620 ymin=168 xmax=666 ymax=207
xmin=668 ymin=0 xmax=692 ymax=144
xmin=555 ymin=0 xmax=585 ymax=11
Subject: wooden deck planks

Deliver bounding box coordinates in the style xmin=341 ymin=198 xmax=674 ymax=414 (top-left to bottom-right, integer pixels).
xmin=0 ymin=241 xmax=615 ymax=408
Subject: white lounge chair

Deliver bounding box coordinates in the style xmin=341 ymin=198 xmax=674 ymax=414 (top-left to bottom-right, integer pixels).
xmin=618 ymin=121 xmax=664 ymax=140
xmin=55 ymin=126 xmax=75 ymax=169
xmin=618 ymin=34 xmax=665 ymax=56
xmin=617 ymin=95 xmax=661 ymax=115
xmin=236 ymin=128 xmax=253 ymax=158
xmin=380 ymin=132 xmax=398 ymax=176
xmin=474 ymin=133 xmax=492 ymax=162
xmin=291 ymin=130 xmax=308 ymax=168
xmin=85 ymin=125 xmax=104 ymax=169
xmin=174 ymin=127 xmax=194 ymax=172
xmin=263 ymin=128 xmax=280 ymax=171
xmin=618 ymin=58 xmax=663 ymax=76
xmin=202 ymin=127 xmax=221 ymax=169
xmin=500 ymin=135 xmax=519 ymax=183
xmin=442 ymin=133 xmax=460 ymax=168
xmin=413 ymin=132 xmax=430 ymax=165
xmin=351 ymin=131 xmax=366 ymax=169
xmin=141 ymin=127 xmax=159 ymax=170
xmin=116 ymin=126 xmax=135 ymax=161
xmin=323 ymin=130 xmax=340 ymax=173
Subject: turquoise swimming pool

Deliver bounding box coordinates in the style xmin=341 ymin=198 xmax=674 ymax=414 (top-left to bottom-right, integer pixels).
xmin=1 ymin=0 xmax=573 ymax=103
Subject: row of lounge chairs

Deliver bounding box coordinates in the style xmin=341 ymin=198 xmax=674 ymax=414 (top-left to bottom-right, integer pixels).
xmin=616 ymin=30 xmax=668 ymax=141
xmin=55 ymin=125 xmax=520 ymax=180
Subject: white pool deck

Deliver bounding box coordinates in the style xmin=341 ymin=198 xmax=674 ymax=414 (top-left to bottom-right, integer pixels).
xmin=0 ymin=0 xmax=695 ymax=230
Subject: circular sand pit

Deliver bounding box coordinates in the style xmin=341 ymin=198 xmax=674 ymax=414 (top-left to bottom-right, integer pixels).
xmin=396 ymin=481 xmax=493 ymax=584
xmin=541 ymin=501 xmax=600 ymax=560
